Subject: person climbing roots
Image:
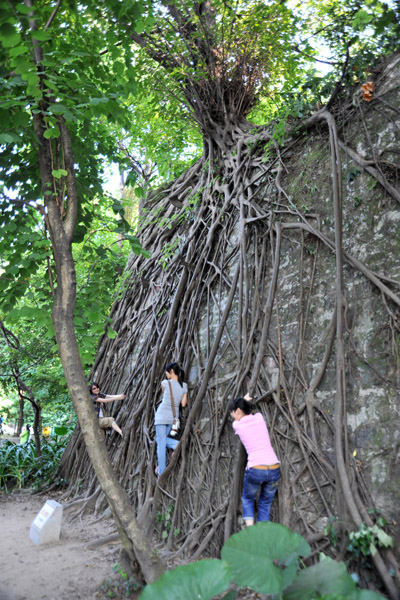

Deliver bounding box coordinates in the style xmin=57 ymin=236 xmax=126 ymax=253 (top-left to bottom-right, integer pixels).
xmin=230 ymin=393 xmax=280 ymax=526
xmin=154 ymin=362 xmax=188 ymax=476
xmin=90 ymin=382 xmax=125 ymax=436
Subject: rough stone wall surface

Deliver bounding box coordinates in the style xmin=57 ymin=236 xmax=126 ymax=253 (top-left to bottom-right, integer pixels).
xmin=274 ymin=59 xmax=400 ymax=524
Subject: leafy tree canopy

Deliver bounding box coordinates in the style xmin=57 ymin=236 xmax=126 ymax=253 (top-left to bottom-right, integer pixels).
xmin=0 ymin=0 xmax=399 ymax=424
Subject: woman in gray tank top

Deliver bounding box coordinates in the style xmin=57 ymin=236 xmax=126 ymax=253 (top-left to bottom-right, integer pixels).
xmin=155 ymin=362 xmax=188 ymax=475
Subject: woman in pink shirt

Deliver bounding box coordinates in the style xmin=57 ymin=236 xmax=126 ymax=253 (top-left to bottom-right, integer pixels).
xmin=230 ymin=394 xmax=280 ymax=526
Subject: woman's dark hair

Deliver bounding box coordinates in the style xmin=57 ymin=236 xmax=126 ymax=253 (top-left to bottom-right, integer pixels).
xmin=165 ymin=362 xmax=185 ymax=387
xmin=89 ymin=382 xmax=101 ymax=395
xmin=229 ymin=397 xmax=252 ymax=415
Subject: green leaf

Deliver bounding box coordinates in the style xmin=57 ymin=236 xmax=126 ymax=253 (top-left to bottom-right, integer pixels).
xmin=49 ymin=104 xmax=68 ymax=115
xmin=134 ymin=186 xmax=145 ymax=198
xmin=0 ymin=132 xmax=19 ymax=144
xmin=0 ymin=23 xmax=21 ymax=48
xmin=22 ymin=72 xmax=39 ymax=87
xmin=221 ymin=522 xmax=310 ymax=596
xmin=44 ymin=127 xmax=60 ymax=139
xmin=352 ymin=9 xmax=373 ymax=28
xmin=370 ymin=525 xmax=393 ymax=548
xmin=139 ymin=559 xmax=231 ymax=600
xmin=52 ymin=169 xmax=68 ymax=179
xmin=53 ymin=426 xmax=68 ymax=436
xmin=31 ymin=30 xmax=52 ymax=42
xmin=12 ymin=110 xmax=30 ymax=127
xmin=135 ymin=20 xmax=145 ymax=34
xmin=132 ymin=245 xmax=150 ymax=258
xmin=90 ymin=97 xmax=109 ymax=105
xmin=283 ymin=555 xmax=356 ymax=599
xmin=15 ymin=3 xmax=34 ymax=14
xmin=9 ymin=45 xmax=29 ymax=57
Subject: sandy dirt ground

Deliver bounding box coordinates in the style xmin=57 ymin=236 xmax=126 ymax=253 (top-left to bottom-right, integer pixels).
xmin=0 ymin=489 xmax=121 ymax=600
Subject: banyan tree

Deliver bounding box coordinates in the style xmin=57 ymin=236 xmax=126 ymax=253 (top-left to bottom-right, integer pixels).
xmin=59 ymin=1 xmax=400 ymax=597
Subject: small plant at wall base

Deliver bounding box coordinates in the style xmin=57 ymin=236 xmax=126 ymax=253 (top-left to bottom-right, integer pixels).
xmin=155 ymin=504 xmax=180 ymax=540
xmin=99 ymin=563 xmax=142 ymax=599
xmin=346 ymin=520 xmax=394 ymax=569
xmin=139 ymin=522 xmax=387 ymax=600
xmin=324 ymin=515 xmax=339 ymax=547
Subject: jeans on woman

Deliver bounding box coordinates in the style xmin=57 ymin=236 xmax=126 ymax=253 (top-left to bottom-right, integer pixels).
xmin=155 ymin=424 xmax=179 ymax=475
xmin=242 ymin=466 xmax=281 ymax=521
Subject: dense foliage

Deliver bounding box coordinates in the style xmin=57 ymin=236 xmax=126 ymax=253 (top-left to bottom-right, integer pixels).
xmin=0 ymin=426 xmax=72 ymax=492
xmin=1 ymin=0 xmax=399 ymax=362
xmin=0 ymin=199 xmax=134 ymax=431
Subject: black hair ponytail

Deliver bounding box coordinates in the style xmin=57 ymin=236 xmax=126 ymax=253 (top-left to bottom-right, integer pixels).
xmin=229 ymin=397 xmax=253 ymax=415
xmin=165 ymin=362 xmax=185 ymax=387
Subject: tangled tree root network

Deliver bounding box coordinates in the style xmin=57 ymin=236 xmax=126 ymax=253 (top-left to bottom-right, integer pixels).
xmin=60 ymin=54 xmax=400 ymax=599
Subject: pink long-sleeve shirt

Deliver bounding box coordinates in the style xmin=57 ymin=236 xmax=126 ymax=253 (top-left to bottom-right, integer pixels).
xmin=232 ymin=412 xmax=280 ymax=469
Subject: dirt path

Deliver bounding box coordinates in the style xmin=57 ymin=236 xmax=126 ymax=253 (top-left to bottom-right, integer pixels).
xmin=0 ymin=490 xmax=120 ymax=600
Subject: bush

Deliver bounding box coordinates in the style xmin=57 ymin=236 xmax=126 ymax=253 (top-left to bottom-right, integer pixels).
xmin=139 ymin=522 xmax=386 ymax=600
xmin=0 ymin=427 xmax=72 ymax=492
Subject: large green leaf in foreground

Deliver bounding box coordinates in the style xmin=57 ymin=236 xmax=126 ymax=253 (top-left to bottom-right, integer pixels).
xmin=283 ymin=554 xmax=385 ymax=600
xmin=139 ymin=559 xmax=231 ymax=600
xmin=221 ymin=521 xmax=311 ymax=595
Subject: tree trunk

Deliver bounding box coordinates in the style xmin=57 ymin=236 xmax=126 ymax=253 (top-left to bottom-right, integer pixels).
xmin=18 ymin=386 xmax=41 ymax=457
xmin=26 ymin=19 xmax=166 ymax=576
xmin=17 ymin=391 xmax=24 ymax=436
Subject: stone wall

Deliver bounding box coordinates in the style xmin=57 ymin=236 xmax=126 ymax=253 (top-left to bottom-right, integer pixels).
xmin=87 ymin=54 xmax=400 ymax=556
xmin=274 ymin=54 xmax=400 ymax=524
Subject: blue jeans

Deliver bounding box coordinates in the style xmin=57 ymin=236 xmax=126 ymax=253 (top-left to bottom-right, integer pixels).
xmin=155 ymin=424 xmax=179 ymax=475
xmin=242 ymin=467 xmax=281 ymax=521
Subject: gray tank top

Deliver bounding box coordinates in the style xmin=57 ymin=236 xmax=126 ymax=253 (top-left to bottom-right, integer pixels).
xmin=154 ymin=379 xmax=188 ymax=425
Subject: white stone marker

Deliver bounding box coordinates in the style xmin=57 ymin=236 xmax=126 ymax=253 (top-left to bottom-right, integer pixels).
xmin=29 ymin=499 xmax=63 ymax=545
